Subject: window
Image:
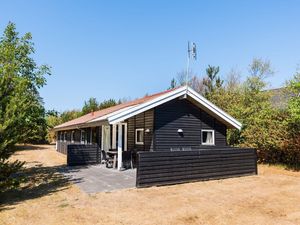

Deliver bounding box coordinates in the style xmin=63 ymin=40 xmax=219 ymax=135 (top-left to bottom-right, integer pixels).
xmin=64 ymin=132 xmax=67 ymax=142
xmin=89 ymin=129 xmax=92 ymax=145
xmin=81 ymin=130 xmax=86 ymax=144
xmin=71 ymin=131 xmax=75 ymax=143
xmin=135 ymin=128 xmax=144 ymax=145
xmin=201 ymin=130 xmax=215 ymax=145
xmin=92 ymin=127 xmax=97 ymax=144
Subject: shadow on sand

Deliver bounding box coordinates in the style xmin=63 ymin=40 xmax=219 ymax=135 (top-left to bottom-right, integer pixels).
xmin=0 ymin=164 xmax=87 ymax=212
xmin=14 ymin=144 xmax=54 ymax=151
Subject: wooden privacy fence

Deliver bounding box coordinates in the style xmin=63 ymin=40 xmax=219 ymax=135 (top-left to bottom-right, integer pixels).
xmin=136 ymin=148 xmax=257 ymax=188
xmin=67 ymin=144 xmax=100 ymax=166
xmin=57 ymin=141 xmax=68 ymax=154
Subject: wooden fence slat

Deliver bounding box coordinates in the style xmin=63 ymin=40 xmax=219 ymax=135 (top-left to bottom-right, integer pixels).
xmin=136 ymin=148 xmax=257 ymax=187
xmin=66 ymin=144 xmax=100 ymax=166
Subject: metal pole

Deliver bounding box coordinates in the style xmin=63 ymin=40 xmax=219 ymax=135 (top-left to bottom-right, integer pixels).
xmin=186 ymin=41 xmax=190 ymax=87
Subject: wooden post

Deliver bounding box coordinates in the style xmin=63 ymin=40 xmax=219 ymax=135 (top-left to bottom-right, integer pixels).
xmin=117 ymin=124 xmax=123 ymax=170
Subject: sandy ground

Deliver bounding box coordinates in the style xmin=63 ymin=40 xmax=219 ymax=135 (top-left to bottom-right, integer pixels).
xmin=1 ymin=145 xmax=300 ymax=225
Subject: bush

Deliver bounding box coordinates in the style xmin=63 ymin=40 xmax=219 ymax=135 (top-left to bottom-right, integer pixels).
xmin=281 ymin=136 xmax=300 ymax=167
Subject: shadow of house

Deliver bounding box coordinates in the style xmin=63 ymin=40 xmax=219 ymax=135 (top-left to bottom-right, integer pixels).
xmin=0 ymin=164 xmax=85 ymax=211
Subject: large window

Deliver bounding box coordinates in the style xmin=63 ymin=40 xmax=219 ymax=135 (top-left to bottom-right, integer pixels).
xmin=201 ymin=130 xmax=215 ymax=145
xmin=135 ymin=128 xmax=144 ymax=145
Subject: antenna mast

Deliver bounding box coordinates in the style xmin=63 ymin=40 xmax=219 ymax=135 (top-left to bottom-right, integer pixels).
xmin=186 ymin=41 xmax=197 ymax=88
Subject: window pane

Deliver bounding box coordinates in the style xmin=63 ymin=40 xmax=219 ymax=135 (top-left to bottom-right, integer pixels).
xmin=81 ymin=131 xmax=85 ymax=142
xmin=92 ymin=128 xmax=97 ymax=143
xmin=136 ymin=129 xmax=144 ymax=144
xmin=207 ymin=132 xmax=213 ymax=144
xmin=202 ymin=131 xmax=214 ymax=144
xmin=138 ymin=131 xmax=142 ymax=142
xmin=202 ymin=131 xmax=208 ymax=143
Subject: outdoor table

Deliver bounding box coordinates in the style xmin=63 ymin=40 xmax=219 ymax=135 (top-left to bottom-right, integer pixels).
xmin=107 ymin=150 xmax=118 ymax=168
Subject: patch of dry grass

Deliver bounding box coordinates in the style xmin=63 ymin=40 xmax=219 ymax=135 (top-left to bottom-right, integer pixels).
xmin=1 ymin=145 xmax=300 ymax=225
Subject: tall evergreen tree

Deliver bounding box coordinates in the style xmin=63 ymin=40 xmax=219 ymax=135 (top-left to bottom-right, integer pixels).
xmin=0 ymin=22 xmax=50 ymax=191
xmin=82 ymin=97 xmax=99 ymax=115
xmin=202 ymin=65 xmax=223 ymax=97
xmin=99 ymin=99 xmax=117 ymax=110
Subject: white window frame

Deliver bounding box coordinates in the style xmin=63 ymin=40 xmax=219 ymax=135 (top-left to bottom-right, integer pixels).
xmin=71 ymin=131 xmax=75 ymax=143
xmin=135 ymin=128 xmax=144 ymax=145
xmin=201 ymin=129 xmax=215 ymax=145
xmin=64 ymin=132 xmax=67 ymax=142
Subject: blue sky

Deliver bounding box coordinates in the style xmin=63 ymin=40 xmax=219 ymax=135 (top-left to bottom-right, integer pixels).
xmin=1 ymin=0 xmax=299 ymax=111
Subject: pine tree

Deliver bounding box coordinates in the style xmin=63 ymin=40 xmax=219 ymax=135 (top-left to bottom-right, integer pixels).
xmin=0 ymin=22 xmax=50 ymax=191
xmin=82 ymin=97 xmax=99 ymax=115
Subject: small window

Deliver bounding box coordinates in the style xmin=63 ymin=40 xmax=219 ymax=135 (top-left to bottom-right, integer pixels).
xmin=201 ymin=130 xmax=215 ymax=145
xmin=64 ymin=132 xmax=67 ymax=142
xmin=135 ymin=128 xmax=144 ymax=145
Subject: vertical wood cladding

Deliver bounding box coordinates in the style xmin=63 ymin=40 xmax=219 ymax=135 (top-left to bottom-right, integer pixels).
xmin=144 ymin=110 xmax=154 ymax=151
xmin=127 ymin=117 xmax=135 ymax=150
xmin=154 ymin=98 xmax=227 ymax=151
xmin=126 ymin=109 xmax=154 ymax=152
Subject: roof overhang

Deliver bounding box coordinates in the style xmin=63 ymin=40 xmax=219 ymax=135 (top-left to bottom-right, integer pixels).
xmin=53 ymin=86 xmax=242 ymax=131
xmin=107 ymin=86 xmax=187 ymax=124
xmin=52 ymin=120 xmax=109 ymax=132
xmin=107 ymin=86 xmax=242 ymax=130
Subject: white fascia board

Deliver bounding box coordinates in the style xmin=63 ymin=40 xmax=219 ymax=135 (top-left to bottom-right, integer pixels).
xmin=108 ymin=86 xmax=187 ymax=124
xmin=187 ymin=87 xmax=242 ymax=130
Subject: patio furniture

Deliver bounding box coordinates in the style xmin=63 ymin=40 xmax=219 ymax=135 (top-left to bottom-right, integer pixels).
xmin=107 ymin=149 xmax=118 ymax=168
xmin=101 ymin=150 xmax=114 ymax=168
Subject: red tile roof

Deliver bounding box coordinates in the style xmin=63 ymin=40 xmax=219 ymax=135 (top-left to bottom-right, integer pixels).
xmin=54 ymin=87 xmax=180 ymax=130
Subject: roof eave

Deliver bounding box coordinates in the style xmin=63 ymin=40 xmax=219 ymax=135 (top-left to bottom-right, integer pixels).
xmin=107 ymin=86 xmax=242 ymax=130
xmin=53 ymin=119 xmax=109 ymax=132
xmin=107 ymin=86 xmax=187 ymax=124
